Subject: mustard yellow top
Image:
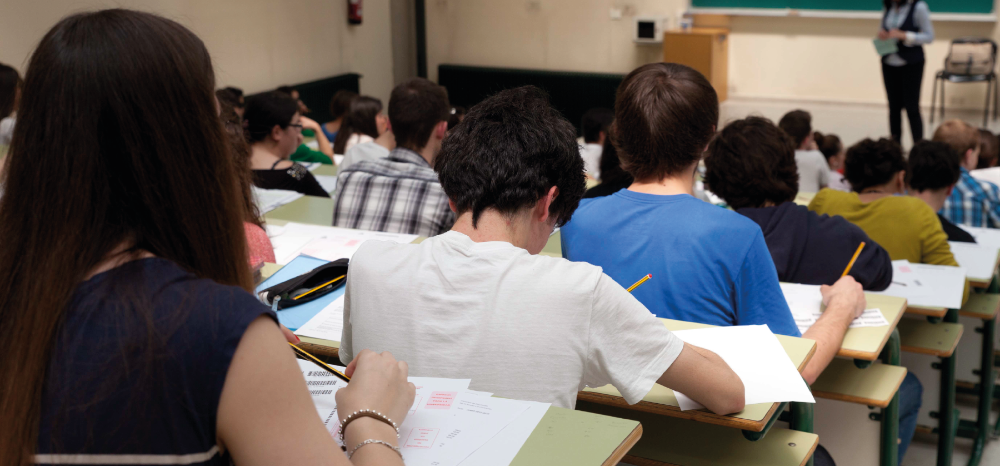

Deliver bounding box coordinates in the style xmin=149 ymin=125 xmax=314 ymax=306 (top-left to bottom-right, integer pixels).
xmin=809 ymin=189 xmax=969 ymax=303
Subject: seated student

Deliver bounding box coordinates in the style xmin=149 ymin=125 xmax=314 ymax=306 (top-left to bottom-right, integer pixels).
xmin=333 ymin=78 xmax=455 ymax=236
xmin=276 ymin=84 xmax=310 ymax=115
xmin=341 ymin=85 xmax=746 ymax=414
xmin=937 ymin=119 xmax=1000 ymax=228
xmin=0 ymin=9 xmax=413 ymax=465
xmin=323 ymin=89 xmax=357 ymax=142
xmin=0 ymin=63 xmax=21 ymax=146
xmin=978 ymin=128 xmax=999 ymax=169
xmin=704 ymin=117 xmax=892 ymax=290
xmin=273 ymin=86 xmax=336 ymax=165
xmin=778 ymin=110 xmax=831 ymax=194
xmin=245 ymin=91 xmax=329 ymax=197
xmin=582 ymin=137 xmax=633 ymax=199
xmin=216 ymin=87 xmax=244 ymax=118
xmin=579 ymin=107 xmax=614 ymax=179
xmin=332 ymin=95 xmax=388 ymax=154
xmin=814 ymin=131 xmax=851 ymax=192
xmin=908 ymin=140 xmax=977 ymax=243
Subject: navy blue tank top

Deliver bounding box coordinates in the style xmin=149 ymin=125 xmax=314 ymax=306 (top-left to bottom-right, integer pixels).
xmin=36 ymin=258 xmax=276 ymax=465
xmin=882 ymin=1 xmax=926 ymax=64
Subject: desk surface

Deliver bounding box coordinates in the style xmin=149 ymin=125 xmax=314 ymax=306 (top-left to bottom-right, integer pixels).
xmin=510 ymin=407 xmax=641 ymax=466
xmin=578 ymin=319 xmax=816 ymax=433
xmin=312 ymin=164 xmax=338 ymax=177
xmin=264 ymin=195 xmax=334 ymax=226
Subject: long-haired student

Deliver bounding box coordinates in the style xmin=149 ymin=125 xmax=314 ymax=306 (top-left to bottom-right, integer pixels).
xmin=0 ymin=10 xmax=413 ymax=465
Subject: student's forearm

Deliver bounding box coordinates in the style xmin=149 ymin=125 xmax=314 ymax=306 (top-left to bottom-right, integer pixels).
xmin=800 ymin=302 xmax=854 ymax=384
xmin=658 ymin=343 xmax=745 ymax=415
xmin=315 ymin=131 xmax=334 ymax=157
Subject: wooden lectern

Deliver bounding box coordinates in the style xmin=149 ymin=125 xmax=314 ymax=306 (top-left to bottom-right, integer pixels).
xmin=662 ymin=28 xmax=730 ymax=102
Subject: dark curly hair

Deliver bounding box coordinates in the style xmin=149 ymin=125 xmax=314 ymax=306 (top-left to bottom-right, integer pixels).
xmin=704 ymin=117 xmax=799 ymax=210
xmin=435 ymin=86 xmax=585 ymax=228
xmin=907 ymin=140 xmax=961 ymax=192
xmin=613 ymin=63 xmax=718 ymax=181
xmin=844 ymin=138 xmax=906 ymax=193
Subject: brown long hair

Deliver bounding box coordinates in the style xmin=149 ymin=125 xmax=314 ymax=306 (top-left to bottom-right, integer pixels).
xmin=0 ymin=63 xmax=21 ymax=120
xmin=220 ymin=96 xmax=265 ymax=228
xmin=333 ymin=95 xmax=382 ymax=154
xmin=0 ymin=10 xmax=251 ymax=464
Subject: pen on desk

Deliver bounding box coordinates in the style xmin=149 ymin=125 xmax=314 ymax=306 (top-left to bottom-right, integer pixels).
xmin=292 ymin=275 xmax=346 ymax=300
xmin=626 ymin=274 xmax=652 ymax=293
xmin=840 ymin=242 xmax=866 ymax=278
xmin=288 ymin=342 xmax=351 ymax=382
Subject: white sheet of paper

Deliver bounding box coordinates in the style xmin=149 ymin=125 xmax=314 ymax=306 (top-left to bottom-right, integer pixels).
xmin=306 ymin=140 xmax=319 ymax=150
xmin=970 ymin=167 xmax=1000 ymax=186
xmin=334 ymin=154 xmax=345 ymax=165
xmin=669 ymin=325 xmax=815 ymax=411
xmin=948 ymin=241 xmax=1000 ymax=282
xmin=313 ymin=174 xmax=338 ymax=193
xmin=458 ymin=400 xmax=550 ymax=466
xmin=959 ymin=225 xmax=1000 ymax=250
xmin=275 ymin=222 xmax=419 ymax=264
xmin=252 ymin=187 xmax=303 ymax=213
xmin=271 ymin=232 xmax=322 ymax=265
xmin=780 ymin=283 xmax=889 ymax=334
xmin=295 ymin=296 xmax=345 ymax=341
xmin=873 ymin=260 xmax=966 ymax=309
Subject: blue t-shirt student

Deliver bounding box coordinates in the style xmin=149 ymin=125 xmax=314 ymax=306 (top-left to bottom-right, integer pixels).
xmin=562 ymin=190 xmax=800 ymax=337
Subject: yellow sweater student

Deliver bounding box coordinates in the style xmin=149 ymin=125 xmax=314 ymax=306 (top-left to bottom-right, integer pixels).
xmin=809 ymin=138 xmax=969 ymax=303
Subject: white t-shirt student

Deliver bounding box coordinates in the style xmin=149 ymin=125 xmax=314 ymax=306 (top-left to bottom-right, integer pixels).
xmin=339 ymin=140 xmax=390 ymax=172
xmin=795 ymin=149 xmax=832 ymax=194
xmin=340 ymin=230 xmax=684 ymax=409
xmin=579 ymin=142 xmax=603 ymax=179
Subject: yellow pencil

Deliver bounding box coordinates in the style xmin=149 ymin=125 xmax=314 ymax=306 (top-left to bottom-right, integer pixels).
xmin=292 ymin=275 xmax=346 ymax=300
xmin=626 ymin=274 xmax=652 ymax=293
xmin=288 ymin=342 xmax=351 ymax=382
xmin=841 ymin=242 xmax=866 ymax=277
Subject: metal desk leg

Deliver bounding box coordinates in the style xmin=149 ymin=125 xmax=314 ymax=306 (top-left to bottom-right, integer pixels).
xmin=880 ymin=329 xmax=901 ymax=466
xmin=791 ymin=402 xmax=815 ymax=466
xmin=935 ymin=309 xmax=959 ymax=466
xmin=965 ymin=316 xmax=996 ymax=466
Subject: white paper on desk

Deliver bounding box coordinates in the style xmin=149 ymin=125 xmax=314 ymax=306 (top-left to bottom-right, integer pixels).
xmin=873 ymin=260 xmax=966 ymax=309
xmin=275 ymin=223 xmax=418 ymax=264
xmin=780 ymin=283 xmax=889 ymax=334
xmin=252 ymin=187 xmax=303 ymax=213
xmin=271 ymin=232 xmax=321 ymax=264
xmin=296 ymin=359 xmax=350 ymax=443
xmin=295 ymin=296 xmax=345 ymax=341
xmin=959 ymin=224 xmax=1000 ymax=249
xmin=458 ymin=400 xmax=550 ymax=466
xmin=669 ymin=325 xmax=815 ymax=411
xmin=970 ymin=167 xmax=1000 ymax=186
xmin=304 ymin=162 xmax=322 ymax=171
xmin=313 ymin=174 xmax=338 ymax=193
xmin=949 ymin=241 xmax=1000 ymax=282
xmin=334 ymin=154 xmax=345 ymax=165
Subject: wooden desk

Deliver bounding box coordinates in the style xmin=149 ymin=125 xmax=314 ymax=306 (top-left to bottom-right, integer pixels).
xmin=662 ymin=28 xmax=729 ymax=102
xmin=838 ymin=294 xmax=907 ymax=361
xmin=509 ymin=408 xmax=642 ymax=466
xmin=264 ymin=195 xmax=334 ymax=226
xmin=577 ymin=319 xmax=816 ymax=433
xmin=312 ymin=164 xmax=338 ymax=177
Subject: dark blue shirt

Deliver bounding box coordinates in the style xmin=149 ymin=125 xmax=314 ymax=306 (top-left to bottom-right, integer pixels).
xmin=37 ymin=258 xmax=275 ymax=465
xmin=562 ymin=191 xmax=799 ymax=337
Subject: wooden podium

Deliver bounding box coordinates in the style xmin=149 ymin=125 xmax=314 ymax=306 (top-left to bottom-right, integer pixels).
xmin=662 ymin=28 xmax=729 ymax=102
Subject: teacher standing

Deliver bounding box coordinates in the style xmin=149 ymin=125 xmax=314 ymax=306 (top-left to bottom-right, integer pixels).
xmin=879 ymin=0 xmax=935 ymax=144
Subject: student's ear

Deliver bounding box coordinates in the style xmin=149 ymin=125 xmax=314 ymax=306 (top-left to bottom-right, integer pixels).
xmin=535 ymin=186 xmax=559 ymax=223
xmin=448 ymin=199 xmax=458 ymax=213
xmin=967 ymin=149 xmax=980 ymax=168
xmin=434 ymin=121 xmax=448 ymax=141
xmin=896 ymin=170 xmax=907 ymax=191
xmin=270 ymin=124 xmax=284 ymax=142
xmin=947 ymin=184 xmax=956 ymax=196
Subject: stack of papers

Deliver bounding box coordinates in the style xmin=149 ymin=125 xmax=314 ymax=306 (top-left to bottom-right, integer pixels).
xmin=872 ymin=260 xmax=966 ymax=309
xmin=948 ymin=241 xmax=1000 ymax=282
xmin=297 ymin=359 xmax=550 ymax=466
xmin=314 ymin=175 xmax=338 ymax=193
xmin=253 ymin=187 xmax=303 ymax=213
xmin=295 ymin=295 xmax=345 ymax=341
xmin=957 ymin=224 xmax=1000 ymax=249
xmin=669 ymin=325 xmax=815 ymax=411
xmin=780 ymin=283 xmax=889 ymax=335
xmin=266 ymin=222 xmax=419 ymax=264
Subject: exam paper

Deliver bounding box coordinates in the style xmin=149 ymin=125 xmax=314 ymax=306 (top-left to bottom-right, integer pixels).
xmin=295 ymin=295 xmax=345 ymax=342
xmin=458 ymin=399 xmax=550 ymax=466
xmin=873 ymin=38 xmax=899 ymax=56
xmin=958 ymin=225 xmax=1000 ymax=249
xmin=780 ymin=283 xmax=890 ymax=335
xmin=275 ymin=222 xmax=419 ymax=264
xmin=873 ymin=260 xmax=966 ymax=309
xmin=313 ymin=174 xmax=338 ymax=193
xmin=948 ymin=241 xmax=1000 ymax=283
xmin=252 ymin=187 xmax=303 ymax=213
xmin=670 ymin=325 xmax=815 ymax=411
xmin=970 ymin=167 xmax=1000 ymax=187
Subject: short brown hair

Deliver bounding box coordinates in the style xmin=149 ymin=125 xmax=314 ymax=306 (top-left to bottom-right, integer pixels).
xmin=704 ymin=117 xmax=799 ymax=209
xmin=778 ymin=110 xmax=812 ymax=147
xmin=612 ymin=63 xmax=718 ymax=181
xmin=933 ymin=119 xmax=980 ymax=159
xmin=389 ymin=78 xmax=450 ymax=151
xmin=978 ymin=129 xmax=999 ymax=169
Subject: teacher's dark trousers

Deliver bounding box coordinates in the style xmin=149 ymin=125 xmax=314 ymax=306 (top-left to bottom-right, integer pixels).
xmin=882 ymin=61 xmax=925 ymax=143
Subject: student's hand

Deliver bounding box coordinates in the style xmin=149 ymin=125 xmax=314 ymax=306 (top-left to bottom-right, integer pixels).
xmin=298 ymin=116 xmax=322 ymax=132
xmin=820 ymin=276 xmax=865 ymax=320
xmin=337 ymin=350 xmax=416 ymax=429
xmin=878 ymin=29 xmax=890 ymax=40
xmin=888 ymin=29 xmax=907 ymax=40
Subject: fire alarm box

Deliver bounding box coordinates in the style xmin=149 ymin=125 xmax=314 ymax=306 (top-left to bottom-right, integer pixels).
xmin=349 ymin=0 xmax=363 ymax=25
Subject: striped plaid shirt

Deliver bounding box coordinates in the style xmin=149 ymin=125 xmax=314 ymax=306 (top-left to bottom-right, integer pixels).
xmin=940 ymin=167 xmax=1000 ymax=228
xmin=332 ymin=147 xmax=456 ymax=236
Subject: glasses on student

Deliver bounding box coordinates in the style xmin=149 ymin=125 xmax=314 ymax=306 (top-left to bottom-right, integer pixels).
xmin=288 ymin=123 xmax=304 ymax=131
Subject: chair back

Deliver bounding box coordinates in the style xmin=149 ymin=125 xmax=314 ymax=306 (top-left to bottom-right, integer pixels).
xmin=945 ymin=38 xmax=997 ymax=77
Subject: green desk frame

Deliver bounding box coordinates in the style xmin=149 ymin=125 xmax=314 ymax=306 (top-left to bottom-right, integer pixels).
xmin=952 ymin=276 xmax=999 ymax=466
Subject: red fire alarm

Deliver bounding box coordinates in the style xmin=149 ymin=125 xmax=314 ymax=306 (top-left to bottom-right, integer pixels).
xmin=348 ymin=0 xmax=363 ymax=25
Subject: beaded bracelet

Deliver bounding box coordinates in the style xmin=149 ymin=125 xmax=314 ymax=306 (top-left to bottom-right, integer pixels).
xmin=338 ymin=409 xmax=400 ymax=443
xmin=348 ymin=439 xmax=403 ymax=459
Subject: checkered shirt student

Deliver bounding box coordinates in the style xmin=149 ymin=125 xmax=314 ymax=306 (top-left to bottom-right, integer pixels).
xmin=940 ymin=167 xmax=1000 ymax=228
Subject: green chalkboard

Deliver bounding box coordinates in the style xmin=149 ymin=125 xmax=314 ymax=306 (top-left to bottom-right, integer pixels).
xmin=692 ymin=0 xmax=992 ymax=14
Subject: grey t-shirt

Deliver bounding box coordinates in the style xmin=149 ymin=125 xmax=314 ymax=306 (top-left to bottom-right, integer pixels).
xmin=339 ymin=141 xmax=390 ymax=173
xmin=795 ymin=150 xmax=831 ymax=194
xmin=340 ymin=231 xmax=684 ymax=409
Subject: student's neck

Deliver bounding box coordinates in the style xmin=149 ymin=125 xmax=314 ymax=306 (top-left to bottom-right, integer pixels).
xmin=451 ymin=211 xmax=534 ymax=250
xmin=857 ymin=182 xmax=900 ymax=203
xmin=627 ymin=164 xmax=698 ymax=196
xmin=402 ymin=142 xmax=437 ymax=166
xmin=324 ymin=118 xmax=342 ymax=133
xmin=375 ymin=131 xmax=396 ymax=151
xmin=250 ymin=143 xmax=284 ymax=169
xmin=909 ymin=188 xmax=948 ymax=212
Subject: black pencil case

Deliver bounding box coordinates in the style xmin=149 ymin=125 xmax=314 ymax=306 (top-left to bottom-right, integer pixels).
xmin=257 ymin=259 xmax=349 ymax=311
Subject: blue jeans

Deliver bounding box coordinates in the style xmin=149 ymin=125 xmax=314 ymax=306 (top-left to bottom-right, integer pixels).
xmin=898 ymin=372 xmax=923 ymax=460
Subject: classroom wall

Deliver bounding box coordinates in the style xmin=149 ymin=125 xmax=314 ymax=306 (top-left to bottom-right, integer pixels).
xmin=426 ymin=0 xmax=1000 ymax=109
xmin=0 ymin=0 xmax=396 ymax=105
